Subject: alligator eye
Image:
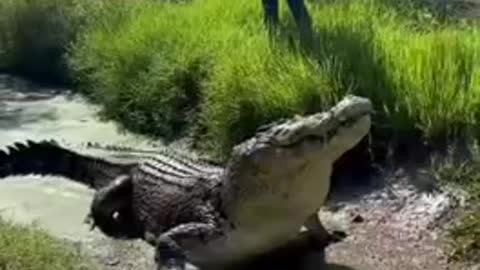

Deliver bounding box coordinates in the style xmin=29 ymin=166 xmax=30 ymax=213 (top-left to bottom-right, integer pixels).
xmin=112 ymin=211 xmax=120 ymax=221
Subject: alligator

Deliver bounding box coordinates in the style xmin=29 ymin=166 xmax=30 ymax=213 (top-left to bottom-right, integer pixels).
xmin=0 ymin=95 xmax=373 ymax=270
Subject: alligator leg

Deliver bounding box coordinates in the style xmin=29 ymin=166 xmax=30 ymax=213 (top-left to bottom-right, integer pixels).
xmin=152 ymin=205 xmax=223 ymax=270
xmin=300 ymin=212 xmax=347 ymax=250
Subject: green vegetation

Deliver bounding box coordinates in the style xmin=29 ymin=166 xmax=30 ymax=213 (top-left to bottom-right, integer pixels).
xmin=0 ymin=218 xmax=95 ymax=270
xmin=0 ymin=0 xmax=480 ymax=263
xmin=68 ymin=0 xmax=480 ymax=156
xmin=1 ymin=0 xmax=480 ymax=155
xmin=423 ymin=142 xmax=480 ymax=263
xmin=0 ymin=0 xmax=103 ymax=83
xmin=448 ymin=208 xmax=480 ymax=263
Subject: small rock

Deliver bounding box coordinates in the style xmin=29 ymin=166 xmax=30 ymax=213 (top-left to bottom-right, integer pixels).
xmin=105 ymin=257 xmax=120 ymax=266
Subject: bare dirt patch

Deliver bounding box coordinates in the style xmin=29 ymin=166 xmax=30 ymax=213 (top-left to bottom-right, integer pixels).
xmin=320 ymin=168 xmax=468 ymax=270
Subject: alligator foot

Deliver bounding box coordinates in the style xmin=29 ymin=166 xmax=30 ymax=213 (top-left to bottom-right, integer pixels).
xmin=155 ymin=235 xmax=197 ymax=270
xmin=160 ymin=263 xmax=199 ymax=270
xmin=153 ymin=205 xmax=222 ymax=270
xmin=82 ymin=212 xmax=96 ymax=231
xmin=303 ymin=213 xmax=348 ymax=250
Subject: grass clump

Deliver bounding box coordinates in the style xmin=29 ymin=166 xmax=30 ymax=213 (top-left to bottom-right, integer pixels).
xmin=308 ymin=0 xmax=480 ymax=142
xmin=201 ymin=39 xmax=335 ymax=154
xmin=374 ymin=25 xmax=480 ymax=140
xmin=0 ymin=218 xmax=94 ymax=270
xmin=0 ymin=0 xmax=105 ymax=83
xmin=68 ymin=0 xmax=215 ymax=139
xmin=424 ymin=142 xmax=480 ymax=264
xmin=448 ymin=208 xmax=480 ymax=264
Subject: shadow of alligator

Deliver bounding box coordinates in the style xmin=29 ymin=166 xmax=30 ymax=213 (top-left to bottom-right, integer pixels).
xmin=222 ymin=236 xmax=358 ymax=270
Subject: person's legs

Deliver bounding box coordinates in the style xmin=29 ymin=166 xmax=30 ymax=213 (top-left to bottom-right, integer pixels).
xmin=262 ymin=0 xmax=279 ymax=28
xmin=286 ymin=0 xmax=313 ymax=48
xmin=285 ymin=0 xmax=311 ymax=29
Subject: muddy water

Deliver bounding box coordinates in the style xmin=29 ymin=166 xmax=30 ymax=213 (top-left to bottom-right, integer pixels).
xmin=0 ymin=74 xmax=154 ymax=241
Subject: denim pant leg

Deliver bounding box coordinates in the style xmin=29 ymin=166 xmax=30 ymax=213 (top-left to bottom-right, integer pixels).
xmin=262 ymin=0 xmax=279 ymax=27
xmin=285 ymin=0 xmax=312 ymax=33
xmin=286 ymin=0 xmax=313 ymax=45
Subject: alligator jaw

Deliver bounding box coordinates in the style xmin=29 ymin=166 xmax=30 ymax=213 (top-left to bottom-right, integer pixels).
xmin=228 ymin=95 xmax=373 ymax=167
xmin=260 ymin=95 xmax=372 ymax=148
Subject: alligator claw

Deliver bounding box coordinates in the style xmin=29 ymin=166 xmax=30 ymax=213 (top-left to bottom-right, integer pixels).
xmin=155 ymin=256 xmax=196 ymax=270
xmin=83 ymin=213 xmax=96 ymax=231
xmin=159 ymin=259 xmax=186 ymax=270
xmin=184 ymin=263 xmax=199 ymax=270
xmin=157 ymin=261 xmax=199 ymax=270
xmin=155 ymin=235 xmax=199 ymax=270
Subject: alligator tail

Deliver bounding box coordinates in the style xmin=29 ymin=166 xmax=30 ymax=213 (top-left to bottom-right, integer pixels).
xmin=0 ymin=140 xmax=137 ymax=189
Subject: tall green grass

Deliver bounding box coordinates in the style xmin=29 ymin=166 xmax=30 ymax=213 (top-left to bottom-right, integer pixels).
xmin=310 ymin=0 xmax=480 ymax=142
xmin=67 ymin=0 xmax=480 ymax=156
xmin=68 ymin=0 xmax=349 ymax=152
xmin=0 ymin=0 xmax=106 ymax=83
xmin=1 ymin=0 xmax=480 ymax=157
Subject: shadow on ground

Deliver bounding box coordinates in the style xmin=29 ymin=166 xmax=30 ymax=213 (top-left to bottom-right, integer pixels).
xmin=223 ymin=236 xmax=358 ymax=270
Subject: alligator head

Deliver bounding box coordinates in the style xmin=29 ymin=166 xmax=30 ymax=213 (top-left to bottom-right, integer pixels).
xmin=86 ymin=175 xmax=144 ymax=239
xmin=221 ymin=95 xmax=373 ymax=227
xmin=249 ymin=94 xmax=372 ymax=160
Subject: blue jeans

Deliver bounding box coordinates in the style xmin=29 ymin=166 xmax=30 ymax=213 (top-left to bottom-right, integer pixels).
xmin=262 ymin=0 xmax=313 ymax=44
xmin=262 ymin=0 xmax=311 ymax=29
